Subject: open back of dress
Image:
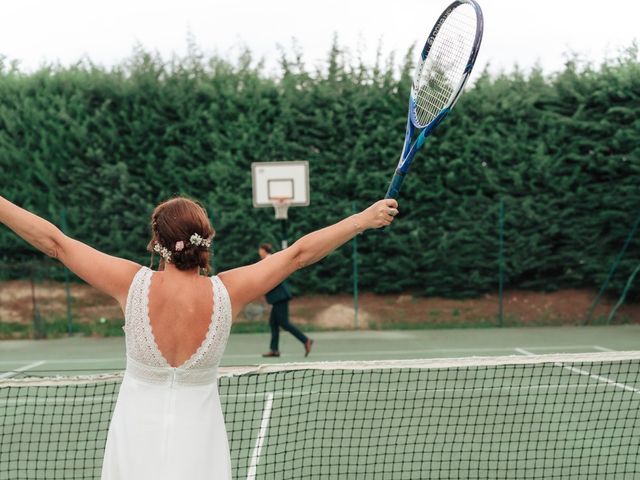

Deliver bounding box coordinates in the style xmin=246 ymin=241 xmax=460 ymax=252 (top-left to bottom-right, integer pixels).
xmin=102 ymin=266 xmax=233 ymax=480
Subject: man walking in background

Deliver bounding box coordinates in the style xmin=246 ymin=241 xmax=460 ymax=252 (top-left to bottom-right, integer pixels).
xmin=259 ymin=243 xmax=313 ymax=357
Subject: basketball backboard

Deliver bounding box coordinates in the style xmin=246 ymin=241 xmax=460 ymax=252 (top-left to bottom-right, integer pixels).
xmin=251 ymin=161 xmax=309 ymax=208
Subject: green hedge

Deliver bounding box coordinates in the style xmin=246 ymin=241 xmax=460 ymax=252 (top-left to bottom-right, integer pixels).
xmin=0 ymin=44 xmax=638 ymax=299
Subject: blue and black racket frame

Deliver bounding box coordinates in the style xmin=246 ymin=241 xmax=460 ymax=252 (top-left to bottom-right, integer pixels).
xmin=385 ymin=0 xmax=484 ymax=200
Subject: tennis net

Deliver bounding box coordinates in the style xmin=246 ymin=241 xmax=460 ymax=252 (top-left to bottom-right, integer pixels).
xmin=2 ymin=352 xmax=640 ymax=479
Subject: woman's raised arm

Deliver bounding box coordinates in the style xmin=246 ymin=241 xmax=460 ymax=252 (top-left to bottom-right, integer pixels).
xmin=0 ymin=196 xmax=140 ymax=310
xmin=219 ymin=198 xmax=399 ymax=317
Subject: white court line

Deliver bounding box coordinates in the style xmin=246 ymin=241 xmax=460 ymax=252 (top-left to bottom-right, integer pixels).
xmin=0 ymin=346 xmax=611 ymax=366
xmin=0 ymin=358 xmax=123 ymax=365
xmin=0 ymin=361 xmax=46 ymax=379
xmin=222 ymin=390 xmax=313 ymax=400
xmin=593 ymin=345 xmax=614 ymax=352
xmin=224 ymin=345 xmax=605 ymax=359
xmin=226 ymin=382 xmax=628 ymax=400
xmin=246 ymin=392 xmax=274 ymax=480
xmin=514 ymin=348 xmax=532 ymax=356
xmin=515 ymin=348 xmax=640 ymax=395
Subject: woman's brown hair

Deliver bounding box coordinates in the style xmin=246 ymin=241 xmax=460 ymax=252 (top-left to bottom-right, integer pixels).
xmin=259 ymin=243 xmax=274 ymax=254
xmin=147 ymin=197 xmax=215 ymax=274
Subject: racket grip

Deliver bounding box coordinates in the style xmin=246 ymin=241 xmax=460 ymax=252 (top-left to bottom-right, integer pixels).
xmin=385 ymin=170 xmax=405 ymax=200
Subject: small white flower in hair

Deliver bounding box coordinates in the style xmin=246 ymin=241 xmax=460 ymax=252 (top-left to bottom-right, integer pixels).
xmin=175 ymin=241 xmax=185 ymax=251
xmin=153 ymin=242 xmax=171 ymax=261
xmin=190 ymin=233 xmax=212 ymax=248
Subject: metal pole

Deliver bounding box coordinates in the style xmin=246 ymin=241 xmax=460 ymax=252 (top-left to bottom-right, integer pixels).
xmin=30 ymin=264 xmax=44 ymax=339
xmin=209 ymin=206 xmax=217 ymax=274
xmin=607 ymin=262 xmax=640 ymax=324
xmin=352 ymin=202 xmax=359 ymax=329
xmin=584 ymin=212 xmax=640 ymax=324
xmin=498 ymin=198 xmax=504 ymax=327
xmin=60 ymin=209 xmax=73 ymax=335
xmin=281 ymin=219 xmax=288 ymax=250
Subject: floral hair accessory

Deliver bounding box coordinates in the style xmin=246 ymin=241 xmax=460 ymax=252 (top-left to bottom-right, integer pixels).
xmin=175 ymin=241 xmax=185 ymax=251
xmin=190 ymin=233 xmax=212 ymax=248
xmin=153 ymin=242 xmax=171 ymax=261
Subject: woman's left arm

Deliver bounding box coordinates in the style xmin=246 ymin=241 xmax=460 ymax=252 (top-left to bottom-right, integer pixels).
xmin=0 ymin=196 xmax=141 ymax=309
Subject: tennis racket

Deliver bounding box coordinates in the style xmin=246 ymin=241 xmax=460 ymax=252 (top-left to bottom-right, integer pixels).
xmin=385 ymin=0 xmax=484 ymax=200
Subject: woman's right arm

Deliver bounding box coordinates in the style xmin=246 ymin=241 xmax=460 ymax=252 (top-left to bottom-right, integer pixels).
xmin=0 ymin=196 xmax=141 ymax=310
xmin=218 ymin=198 xmax=399 ymax=317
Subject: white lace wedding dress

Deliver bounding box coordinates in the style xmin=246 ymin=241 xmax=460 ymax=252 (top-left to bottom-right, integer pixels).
xmin=101 ymin=266 xmax=233 ymax=479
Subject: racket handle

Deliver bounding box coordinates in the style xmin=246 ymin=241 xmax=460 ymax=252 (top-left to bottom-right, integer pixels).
xmin=381 ymin=170 xmax=405 ymax=232
xmin=385 ymin=170 xmax=405 ymax=200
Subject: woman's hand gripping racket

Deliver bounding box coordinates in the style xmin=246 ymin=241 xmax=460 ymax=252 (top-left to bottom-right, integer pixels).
xmin=385 ymin=0 xmax=484 ymax=201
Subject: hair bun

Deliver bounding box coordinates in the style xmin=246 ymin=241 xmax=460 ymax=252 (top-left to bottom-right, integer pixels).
xmin=148 ymin=197 xmax=215 ymax=274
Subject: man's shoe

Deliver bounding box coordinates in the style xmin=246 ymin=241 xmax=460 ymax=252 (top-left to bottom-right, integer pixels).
xmin=262 ymin=351 xmax=280 ymax=357
xmin=304 ymin=339 xmax=313 ymax=357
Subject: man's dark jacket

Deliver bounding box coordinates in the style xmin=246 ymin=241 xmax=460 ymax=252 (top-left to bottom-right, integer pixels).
xmin=265 ymin=280 xmax=292 ymax=305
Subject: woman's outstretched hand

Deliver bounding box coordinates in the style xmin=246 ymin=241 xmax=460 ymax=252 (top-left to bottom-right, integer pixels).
xmin=359 ymin=199 xmax=400 ymax=230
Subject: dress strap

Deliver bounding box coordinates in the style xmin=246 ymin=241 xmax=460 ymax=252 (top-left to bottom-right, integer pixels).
xmin=212 ymin=276 xmax=232 ymax=322
xmin=180 ymin=276 xmax=233 ymax=369
xmin=123 ymin=267 xmax=168 ymax=367
xmin=124 ymin=266 xmax=151 ymax=320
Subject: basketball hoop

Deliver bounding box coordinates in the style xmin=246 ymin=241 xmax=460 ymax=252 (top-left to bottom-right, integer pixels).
xmin=251 ymin=161 xmax=309 ymax=250
xmin=272 ymin=197 xmax=291 ymax=220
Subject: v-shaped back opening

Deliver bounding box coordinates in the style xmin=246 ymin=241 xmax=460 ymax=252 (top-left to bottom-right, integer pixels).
xmin=145 ymin=270 xmax=217 ymax=369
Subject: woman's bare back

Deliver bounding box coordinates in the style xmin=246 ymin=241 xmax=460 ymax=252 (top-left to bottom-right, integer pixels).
xmin=147 ymin=272 xmax=214 ymax=368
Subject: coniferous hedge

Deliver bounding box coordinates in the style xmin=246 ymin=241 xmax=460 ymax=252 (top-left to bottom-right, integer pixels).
xmin=0 ymin=43 xmax=638 ymax=299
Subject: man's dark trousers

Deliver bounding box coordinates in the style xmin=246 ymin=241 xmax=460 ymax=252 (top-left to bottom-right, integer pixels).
xmin=269 ymin=300 xmax=308 ymax=351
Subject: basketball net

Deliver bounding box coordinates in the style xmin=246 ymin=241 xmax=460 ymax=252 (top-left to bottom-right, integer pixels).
xmin=272 ymin=197 xmax=291 ymax=220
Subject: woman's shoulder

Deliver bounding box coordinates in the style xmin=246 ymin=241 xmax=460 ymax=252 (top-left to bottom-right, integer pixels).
xmin=212 ymin=272 xmax=233 ymax=295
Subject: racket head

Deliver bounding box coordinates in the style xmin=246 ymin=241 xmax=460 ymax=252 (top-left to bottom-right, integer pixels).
xmin=410 ymin=0 xmax=484 ymax=129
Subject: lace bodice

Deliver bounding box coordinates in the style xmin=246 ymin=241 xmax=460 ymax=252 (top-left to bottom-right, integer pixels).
xmin=123 ymin=267 xmax=232 ymax=385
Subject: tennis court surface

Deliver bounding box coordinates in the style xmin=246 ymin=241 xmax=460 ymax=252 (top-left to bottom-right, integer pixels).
xmin=2 ymin=326 xmax=640 ymax=478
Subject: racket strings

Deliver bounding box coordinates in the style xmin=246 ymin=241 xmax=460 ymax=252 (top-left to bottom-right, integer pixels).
xmin=413 ymin=4 xmax=477 ymax=127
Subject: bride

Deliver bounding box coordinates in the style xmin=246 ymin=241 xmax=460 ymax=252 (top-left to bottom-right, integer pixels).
xmin=0 ymin=194 xmax=398 ymax=479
